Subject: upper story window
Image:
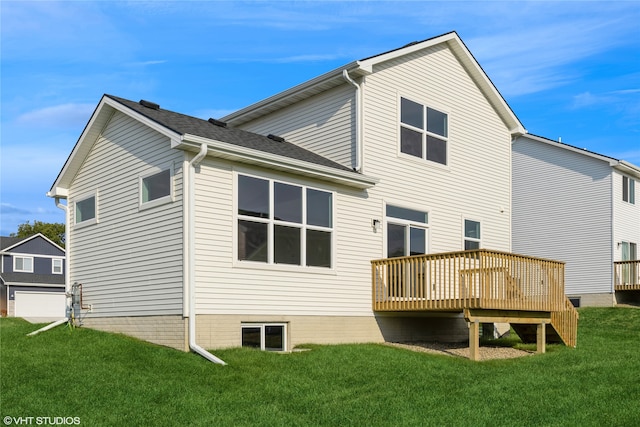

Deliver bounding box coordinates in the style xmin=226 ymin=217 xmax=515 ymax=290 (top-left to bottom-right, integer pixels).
xmin=140 ymin=166 xmax=173 ymax=209
xmin=464 ymin=219 xmax=481 ymax=250
xmin=623 ymin=176 xmax=635 ymax=204
xmin=75 ymin=193 xmax=97 ymax=226
xmin=237 ymin=174 xmax=333 ymax=268
xmin=14 ymin=256 xmax=34 ymax=273
xmin=400 ymin=97 xmax=448 ymax=166
xmin=52 ymin=258 xmax=63 ymax=274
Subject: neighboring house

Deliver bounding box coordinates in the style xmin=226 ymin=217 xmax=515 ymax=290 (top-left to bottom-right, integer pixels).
xmin=48 ymin=32 xmax=577 ymax=359
xmin=0 ymin=234 xmax=66 ymax=320
xmin=512 ymin=134 xmax=640 ymax=307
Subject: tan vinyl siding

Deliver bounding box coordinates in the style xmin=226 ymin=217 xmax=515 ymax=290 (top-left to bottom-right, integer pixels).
xmin=362 ymin=44 xmax=512 ymax=254
xmin=193 ymin=158 xmax=381 ymax=316
xmin=512 ymin=136 xmax=613 ymax=296
xmin=192 ymin=43 xmax=513 ymax=318
xmin=234 ymin=84 xmax=355 ymax=168
xmin=68 ymin=111 xmax=184 ymax=316
xmin=613 ymin=170 xmax=640 ymax=261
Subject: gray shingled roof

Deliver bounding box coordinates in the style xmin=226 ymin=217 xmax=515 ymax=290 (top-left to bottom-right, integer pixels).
xmin=0 ymin=236 xmax=26 ymax=251
xmin=106 ymin=95 xmax=354 ymax=173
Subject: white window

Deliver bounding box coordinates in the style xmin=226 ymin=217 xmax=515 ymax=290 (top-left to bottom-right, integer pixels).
xmin=385 ymin=204 xmax=429 ymax=258
xmin=399 ymin=97 xmax=448 ymax=165
xmin=52 ymin=258 xmax=63 ymax=274
xmin=241 ymin=323 xmax=286 ymax=351
xmin=464 ymin=219 xmax=481 ymax=250
xmin=14 ymin=256 xmax=34 ymax=273
xmin=75 ymin=192 xmax=97 ymax=226
xmin=236 ymin=174 xmax=333 ymax=268
xmin=140 ymin=167 xmax=173 ymax=209
xmin=623 ymin=176 xmax=635 ymax=204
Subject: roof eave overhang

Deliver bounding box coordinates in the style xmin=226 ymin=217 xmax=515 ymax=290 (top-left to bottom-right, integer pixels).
xmin=48 ymin=96 xmax=182 ymax=199
xmin=516 ymin=134 xmax=640 ymax=178
xmin=614 ymin=161 xmax=640 ymax=179
xmin=223 ymin=32 xmax=525 ymax=135
xmin=174 ymin=134 xmax=378 ymax=190
xmin=222 ymin=61 xmax=363 ymax=126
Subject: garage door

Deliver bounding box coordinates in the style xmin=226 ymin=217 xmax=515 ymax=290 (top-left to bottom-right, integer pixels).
xmin=15 ymin=291 xmax=66 ymax=318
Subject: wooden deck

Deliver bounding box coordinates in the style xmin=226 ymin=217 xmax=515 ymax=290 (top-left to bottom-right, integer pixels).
xmin=614 ymin=260 xmax=640 ymax=291
xmin=371 ymin=249 xmax=579 ymax=358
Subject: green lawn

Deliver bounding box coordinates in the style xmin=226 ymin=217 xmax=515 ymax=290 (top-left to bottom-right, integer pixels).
xmin=1 ymin=308 xmax=639 ymax=426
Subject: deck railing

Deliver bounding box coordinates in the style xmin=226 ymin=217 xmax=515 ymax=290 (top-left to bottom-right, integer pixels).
xmin=614 ymin=260 xmax=640 ymax=290
xmin=372 ymin=249 xmax=566 ymax=313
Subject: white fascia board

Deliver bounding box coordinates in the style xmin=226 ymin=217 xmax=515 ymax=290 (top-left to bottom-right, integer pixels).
xmin=1 ymin=234 xmax=65 ymax=254
xmin=5 ymin=282 xmax=65 ymax=288
xmin=176 ymin=134 xmax=378 ymax=189
xmin=614 ymin=161 xmax=640 ymax=179
xmin=222 ymin=61 xmax=362 ymax=125
xmin=48 ymin=96 xmax=181 ymax=198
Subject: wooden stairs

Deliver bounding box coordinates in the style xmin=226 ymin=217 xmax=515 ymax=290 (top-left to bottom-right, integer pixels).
xmin=511 ymin=297 xmax=579 ymax=348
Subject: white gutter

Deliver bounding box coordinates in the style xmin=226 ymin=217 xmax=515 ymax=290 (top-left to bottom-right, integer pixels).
xmin=54 ymin=197 xmax=71 ymax=317
xmin=186 ymin=143 xmax=226 ymax=365
xmin=174 ymin=136 xmax=378 ymax=189
xmin=342 ymin=70 xmax=363 ymax=172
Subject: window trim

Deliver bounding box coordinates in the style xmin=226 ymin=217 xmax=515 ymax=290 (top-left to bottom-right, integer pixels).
xmin=463 ymin=218 xmax=482 ymax=251
xmin=139 ymin=164 xmax=174 ymax=210
xmin=52 ymin=258 xmax=63 ymax=275
xmin=241 ymin=323 xmax=288 ymax=352
xmin=398 ymin=95 xmax=450 ymax=167
xmin=73 ymin=191 xmax=98 ymax=228
xmin=234 ymin=171 xmax=336 ymax=271
xmin=13 ymin=256 xmax=34 ymax=273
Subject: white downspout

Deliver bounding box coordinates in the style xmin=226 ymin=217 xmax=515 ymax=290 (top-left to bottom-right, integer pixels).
xmin=55 ymin=197 xmax=71 ymax=317
xmin=342 ymin=69 xmax=363 ymax=172
xmin=186 ymin=142 xmax=226 ymax=365
xmin=27 ymin=197 xmax=71 ymax=337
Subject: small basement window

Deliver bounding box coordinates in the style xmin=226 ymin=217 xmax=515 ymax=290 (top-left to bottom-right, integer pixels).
xmin=568 ymin=297 xmax=581 ymax=308
xmin=241 ymin=323 xmax=286 ymax=351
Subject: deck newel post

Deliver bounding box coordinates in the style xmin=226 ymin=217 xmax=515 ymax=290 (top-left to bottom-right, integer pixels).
xmin=537 ymin=323 xmax=546 ymax=354
xmin=469 ymin=320 xmax=480 ymax=361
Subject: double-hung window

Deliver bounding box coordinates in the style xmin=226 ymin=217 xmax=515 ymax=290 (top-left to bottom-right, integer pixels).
xmin=623 ymin=176 xmax=636 ymax=204
xmin=14 ymin=256 xmax=34 ymax=273
xmin=464 ymin=219 xmax=481 ymax=250
xmin=237 ymin=174 xmax=333 ymax=268
xmin=52 ymin=258 xmax=63 ymax=274
xmin=400 ymin=97 xmax=448 ymax=165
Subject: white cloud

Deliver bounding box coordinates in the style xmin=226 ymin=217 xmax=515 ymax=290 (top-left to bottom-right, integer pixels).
xmin=16 ymin=103 xmax=95 ymax=128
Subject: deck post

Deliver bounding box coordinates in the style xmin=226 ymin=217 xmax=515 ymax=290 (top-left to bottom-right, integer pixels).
xmin=469 ymin=320 xmax=480 ymax=361
xmin=537 ymin=323 xmax=546 ymax=354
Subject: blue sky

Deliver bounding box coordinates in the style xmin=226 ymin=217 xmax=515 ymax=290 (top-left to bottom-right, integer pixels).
xmin=1 ymin=1 xmax=639 ymax=235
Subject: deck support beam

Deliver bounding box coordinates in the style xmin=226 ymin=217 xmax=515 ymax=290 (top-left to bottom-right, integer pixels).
xmin=469 ymin=320 xmax=480 ymax=361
